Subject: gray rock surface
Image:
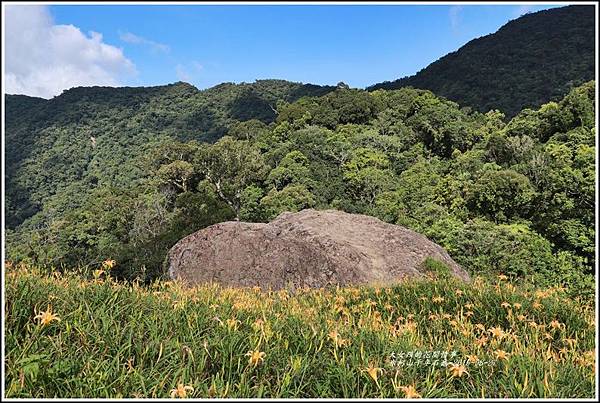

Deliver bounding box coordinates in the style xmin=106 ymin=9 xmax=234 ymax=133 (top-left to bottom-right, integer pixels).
xmin=167 ymin=209 xmax=469 ymax=289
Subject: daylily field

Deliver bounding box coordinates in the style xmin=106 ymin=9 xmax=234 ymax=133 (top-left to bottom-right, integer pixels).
xmin=4 ymin=262 xmax=596 ymax=398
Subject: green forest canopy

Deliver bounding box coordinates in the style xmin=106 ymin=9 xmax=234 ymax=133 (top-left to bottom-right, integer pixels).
xmin=4 ymin=80 xmax=596 ymax=300
xmin=369 ymin=5 xmax=595 ymax=118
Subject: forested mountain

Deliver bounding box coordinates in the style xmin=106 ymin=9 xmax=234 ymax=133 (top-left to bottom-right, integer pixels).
xmin=5 ymin=79 xmax=336 ymax=229
xmin=368 ymin=5 xmax=595 ymax=117
xmin=3 ymin=4 xmax=597 ymax=397
xmin=5 ymin=79 xmax=595 ymax=300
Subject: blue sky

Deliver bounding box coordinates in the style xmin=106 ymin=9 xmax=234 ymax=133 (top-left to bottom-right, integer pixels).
xmin=5 ymin=3 xmax=563 ymax=98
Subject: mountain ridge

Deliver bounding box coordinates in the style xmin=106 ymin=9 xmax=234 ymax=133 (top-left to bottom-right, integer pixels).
xmin=368 ymin=5 xmax=595 ymax=117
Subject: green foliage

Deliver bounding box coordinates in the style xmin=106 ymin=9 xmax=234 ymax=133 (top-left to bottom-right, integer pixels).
xmin=5 ymin=266 xmax=596 ymax=398
xmin=239 ymin=185 xmax=267 ymax=222
xmin=404 ymin=93 xmax=483 ymax=157
xmin=5 ymin=80 xmax=335 ymax=231
xmin=4 ymin=77 xmax=596 ymax=295
xmin=369 ymin=6 xmax=595 ymax=118
xmin=277 ymin=87 xmax=380 ymax=128
xmin=156 ymin=160 xmax=195 ymax=193
xmin=343 ymin=147 xmax=395 ymax=207
xmin=419 ymin=257 xmax=452 ymax=280
xmin=465 ymin=169 xmax=537 ymax=222
xmin=194 ymin=137 xmax=269 ymax=219
xmin=261 ymin=184 xmax=316 ymax=219
xmin=267 ymin=151 xmax=313 ymax=190
xmin=535 ymin=251 xmax=596 ymax=301
xmin=228 ymin=119 xmax=270 ymax=141
xmin=429 ymin=219 xmax=556 ymax=280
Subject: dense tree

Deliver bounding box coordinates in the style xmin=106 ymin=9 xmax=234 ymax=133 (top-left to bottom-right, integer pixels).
xmin=343 ymin=147 xmax=396 ymax=207
xmin=156 ymin=160 xmax=195 ymax=193
xmin=227 ymin=119 xmax=270 ymax=141
xmin=465 ymin=169 xmax=537 ymax=222
xmin=4 ymin=80 xmax=336 ymax=231
xmin=261 ymin=184 xmax=316 ymax=219
xmin=369 ymin=6 xmax=595 ymax=118
xmin=4 ymin=79 xmax=596 ymax=298
xmin=266 ymin=151 xmax=313 ymax=190
xmin=194 ymin=137 xmax=269 ymax=219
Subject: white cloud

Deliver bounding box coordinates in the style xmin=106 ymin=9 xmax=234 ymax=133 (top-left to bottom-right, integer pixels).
xmin=4 ymin=5 xmax=136 ymax=98
xmin=119 ymin=31 xmax=170 ymax=53
xmin=175 ymin=61 xmax=203 ymax=83
xmin=514 ymin=5 xmax=534 ymax=18
xmin=175 ymin=64 xmax=192 ymax=82
xmin=449 ymin=5 xmax=463 ymax=31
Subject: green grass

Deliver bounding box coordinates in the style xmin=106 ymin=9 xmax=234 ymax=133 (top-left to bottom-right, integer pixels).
xmin=4 ymin=263 xmax=596 ymax=398
xmin=419 ymin=257 xmax=453 ymax=280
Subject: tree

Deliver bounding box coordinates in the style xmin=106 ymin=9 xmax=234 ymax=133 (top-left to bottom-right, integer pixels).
xmin=156 ymin=160 xmax=195 ymax=193
xmin=4 ymin=77 xmax=595 ymax=292
xmin=260 ymin=184 xmax=316 ymax=219
xmin=267 ymin=151 xmax=312 ymax=190
xmin=239 ymin=185 xmax=267 ymax=222
xmin=466 ymin=169 xmax=537 ymax=222
xmin=405 ymin=95 xmax=482 ymax=157
xmin=343 ymin=147 xmax=395 ymax=206
xmin=227 ymin=119 xmax=269 ymax=141
xmin=194 ymin=136 xmax=268 ymax=220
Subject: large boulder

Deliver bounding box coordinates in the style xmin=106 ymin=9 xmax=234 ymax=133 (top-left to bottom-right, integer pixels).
xmin=167 ymin=209 xmax=469 ymax=289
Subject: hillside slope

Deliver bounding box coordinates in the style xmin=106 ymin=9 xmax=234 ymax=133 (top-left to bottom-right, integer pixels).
xmin=4 ymin=80 xmax=335 ymax=228
xmin=5 ymin=264 xmax=595 ymax=398
xmin=368 ymin=5 xmax=595 ymax=117
xmin=5 ymin=81 xmax=595 ymax=290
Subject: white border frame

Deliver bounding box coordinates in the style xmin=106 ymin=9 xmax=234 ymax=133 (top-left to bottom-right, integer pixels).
xmin=1 ymin=1 xmax=598 ymax=401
